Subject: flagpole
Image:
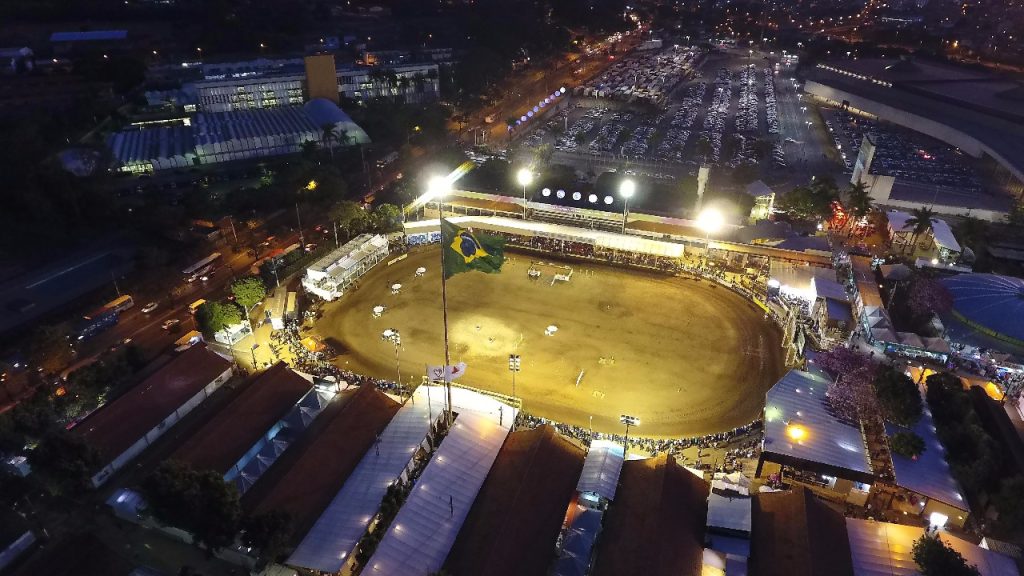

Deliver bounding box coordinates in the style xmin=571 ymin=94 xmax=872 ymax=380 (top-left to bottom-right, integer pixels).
xmin=439 ymin=201 xmax=454 ymax=426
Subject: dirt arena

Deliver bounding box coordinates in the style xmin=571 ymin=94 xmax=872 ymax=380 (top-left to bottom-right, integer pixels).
xmin=315 ymin=247 xmax=786 ymax=437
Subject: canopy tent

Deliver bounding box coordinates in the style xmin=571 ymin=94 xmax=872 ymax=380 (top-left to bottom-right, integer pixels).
xmin=576 ymin=440 xmax=625 ymax=503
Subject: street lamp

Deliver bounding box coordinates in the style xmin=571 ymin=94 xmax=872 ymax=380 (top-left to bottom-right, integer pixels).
xmin=516 ymin=168 xmax=533 ymax=220
xmin=620 ymin=414 xmax=640 ymax=458
xmin=697 ymin=208 xmax=724 ymax=267
xmin=619 ymin=179 xmax=635 ymax=234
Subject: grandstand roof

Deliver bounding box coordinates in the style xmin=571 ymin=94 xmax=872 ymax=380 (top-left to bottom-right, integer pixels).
xmin=171 ymin=363 xmax=311 ymax=474
xmin=242 ymin=385 xmax=400 ymax=539
xmin=365 ymin=389 xmax=514 ymax=575
xmin=444 ymin=425 xmax=586 ymax=576
xmin=576 ymin=439 xmax=625 ymax=502
xmin=591 ymin=454 xmax=709 ymax=576
xmin=750 ymin=487 xmax=853 ymax=576
xmin=287 ymin=386 xmax=436 ymax=573
xmin=74 ymin=346 xmax=233 ymax=464
xmin=941 ymin=273 xmax=1024 ymax=345
xmin=762 ymin=370 xmax=873 ymax=477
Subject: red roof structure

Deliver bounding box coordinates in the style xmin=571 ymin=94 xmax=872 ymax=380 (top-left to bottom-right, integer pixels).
xmin=592 ymin=454 xmax=710 ymax=576
xmin=749 ymin=487 xmax=854 ymax=576
xmin=170 ymin=362 xmax=311 ymax=474
xmin=445 ymin=425 xmax=586 ymax=576
xmin=242 ymin=384 xmax=400 ymax=538
xmin=74 ymin=345 xmax=233 ymax=463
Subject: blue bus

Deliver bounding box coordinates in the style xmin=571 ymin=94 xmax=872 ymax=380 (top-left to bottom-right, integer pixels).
xmin=74 ymin=308 xmax=120 ymax=341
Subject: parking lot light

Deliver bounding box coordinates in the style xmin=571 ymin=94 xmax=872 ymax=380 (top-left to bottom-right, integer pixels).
xmin=698 ymin=208 xmax=724 ymax=264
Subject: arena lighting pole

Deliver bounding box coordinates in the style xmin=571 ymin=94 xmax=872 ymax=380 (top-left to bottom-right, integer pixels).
xmin=517 ymin=168 xmax=533 ymax=221
xmin=697 ymin=208 xmax=724 ymax=269
xmin=620 ymin=414 xmax=640 ymax=459
xmin=508 ymin=354 xmax=521 ymax=400
xmin=386 ymin=328 xmax=403 ymax=400
xmin=427 ymin=176 xmax=455 ymax=426
xmin=619 ymin=179 xmax=635 ymax=234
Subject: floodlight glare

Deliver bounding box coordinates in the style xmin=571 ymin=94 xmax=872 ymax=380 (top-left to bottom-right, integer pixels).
xmin=516 ymin=168 xmax=534 ymax=187
xmin=426 ymin=176 xmax=450 ymax=200
xmin=619 ymin=179 xmax=636 ymax=199
xmin=697 ymin=208 xmax=724 ymax=234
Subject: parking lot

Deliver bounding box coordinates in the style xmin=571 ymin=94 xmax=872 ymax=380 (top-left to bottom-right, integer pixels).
xmin=821 ymin=108 xmax=984 ymax=193
xmin=519 ymin=48 xmax=835 ymax=189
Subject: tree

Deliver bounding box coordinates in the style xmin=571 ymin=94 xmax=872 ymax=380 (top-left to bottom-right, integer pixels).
xmin=372 ymin=204 xmax=403 ymax=232
xmin=330 ymin=201 xmax=369 ymax=237
xmin=28 ymin=324 xmax=73 ymax=375
xmin=230 ymin=277 xmax=267 ymax=311
xmin=730 ymin=163 xmax=759 ymax=185
xmin=992 ymin=475 xmax=1024 ymax=534
xmin=195 ymin=301 xmax=243 ymax=335
xmin=874 ymin=366 xmax=923 ymax=426
xmin=905 ymin=277 xmax=953 ymax=318
xmin=846 ymin=179 xmax=873 ymax=220
xmin=30 ymin=431 xmax=101 ymax=494
xmin=322 ymin=124 xmax=337 ymax=161
xmin=144 ymin=461 xmax=242 ymax=551
xmin=904 ymin=206 xmax=937 ymax=252
xmin=815 ymin=347 xmax=879 ymax=421
xmin=242 ymin=510 xmax=293 ymax=562
xmin=532 ymin=143 xmax=555 ymax=168
xmin=889 ymin=431 xmax=926 ymax=458
xmin=912 ymin=531 xmax=981 ymax=576
xmin=776 ymin=181 xmax=837 ymax=222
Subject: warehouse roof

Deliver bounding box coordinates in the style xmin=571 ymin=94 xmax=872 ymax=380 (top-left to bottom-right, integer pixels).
xmin=592 ymin=454 xmax=709 ymax=576
xmin=445 ymin=425 xmax=586 ymax=576
xmin=750 ymin=487 xmax=853 ymax=576
xmin=243 ymin=384 xmax=400 ymax=539
xmin=171 ymin=362 xmax=311 ymax=474
xmin=885 ymin=404 xmax=966 ymax=511
xmin=74 ymin=345 xmax=233 ymax=463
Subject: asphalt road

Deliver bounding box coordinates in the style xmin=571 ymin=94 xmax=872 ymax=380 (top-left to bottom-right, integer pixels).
xmin=315 ymin=246 xmax=786 ymax=438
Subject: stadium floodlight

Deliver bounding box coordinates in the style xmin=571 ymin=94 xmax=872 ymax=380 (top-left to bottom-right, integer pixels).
xmin=698 ymin=208 xmax=724 ymax=265
xmin=517 ymin=168 xmax=533 ymax=220
xmin=619 ymin=179 xmax=636 ymax=234
xmin=426 ymin=175 xmax=451 ymax=201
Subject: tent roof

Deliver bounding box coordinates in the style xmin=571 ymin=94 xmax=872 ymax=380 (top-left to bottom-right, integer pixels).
xmin=879 ymin=264 xmax=913 ymax=282
xmin=763 ymin=370 xmax=873 ymax=475
xmin=576 ymin=439 xmax=625 ymax=501
xmin=287 ymin=386 xmax=436 ymax=573
xmin=707 ymin=491 xmax=752 ymax=534
xmin=746 ymin=180 xmax=775 ymax=198
xmin=846 ymin=518 xmax=1019 ymax=576
xmin=930 ymin=218 xmax=961 ymax=252
xmin=592 ymin=454 xmax=709 ymax=576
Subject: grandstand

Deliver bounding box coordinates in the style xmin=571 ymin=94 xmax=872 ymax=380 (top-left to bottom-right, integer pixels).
xmin=302 ymin=234 xmax=390 ymax=301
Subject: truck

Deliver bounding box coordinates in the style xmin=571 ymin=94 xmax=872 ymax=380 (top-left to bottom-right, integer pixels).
xmin=376 ymin=152 xmax=399 ymax=169
xmin=174 ymin=330 xmax=204 ymax=352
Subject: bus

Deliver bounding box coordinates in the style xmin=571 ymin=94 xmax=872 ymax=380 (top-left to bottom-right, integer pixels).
xmin=103 ymin=295 xmax=134 ymax=313
xmin=74 ymin=308 xmax=119 ymax=341
xmin=189 ymin=299 xmax=207 ymax=314
xmin=182 ymin=252 xmax=222 ymax=280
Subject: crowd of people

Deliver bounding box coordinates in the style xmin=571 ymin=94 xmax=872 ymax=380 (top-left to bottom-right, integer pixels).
xmin=514 ymin=410 xmax=763 ymax=460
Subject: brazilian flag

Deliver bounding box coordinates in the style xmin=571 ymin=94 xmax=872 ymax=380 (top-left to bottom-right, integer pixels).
xmin=441 ymin=218 xmax=505 ymax=279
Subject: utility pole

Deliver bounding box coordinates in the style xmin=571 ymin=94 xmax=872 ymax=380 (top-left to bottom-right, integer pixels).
xmin=111 ymin=270 xmax=121 ymax=297
xmin=620 ymin=414 xmax=640 ymax=459
xmin=295 ymin=203 xmax=305 ymax=249
xmin=333 ymin=221 xmax=339 ymax=247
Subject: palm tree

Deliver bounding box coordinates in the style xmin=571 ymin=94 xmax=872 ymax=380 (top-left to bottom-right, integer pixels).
xmin=300 ymin=140 xmax=319 ymax=162
xmin=905 ymin=206 xmax=937 ymax=253
xmin=321 ymin=124 xmax=337 ymax=161
xmin=846 ymin=179 xmax=873 ymax=221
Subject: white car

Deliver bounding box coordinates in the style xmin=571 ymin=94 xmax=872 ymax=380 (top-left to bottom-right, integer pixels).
xmin=141 ymin=302 xmax=159 ymax=313
xmin=161 ymin=319 xmax=181 ymax=330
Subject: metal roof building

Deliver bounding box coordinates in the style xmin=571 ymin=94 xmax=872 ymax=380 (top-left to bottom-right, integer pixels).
xmin=365 ymin=388 xmax=515 ymax=576
xmin=287 ymin=386 xmax=438 ymax=573
xmin=758 ymin=370 xmax=874 ymax=485
xmin=74 ymin=346 xmax=234 ymax=487
xmin=576 ymin=439 xmax=625 ymax=504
